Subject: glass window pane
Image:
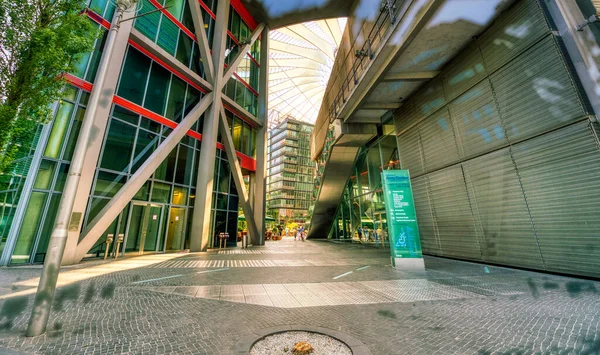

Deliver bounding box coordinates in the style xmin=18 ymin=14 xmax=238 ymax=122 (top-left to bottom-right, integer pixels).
xmin=34 ymin=160 xmax=56 ymax=190
xmin=34 ymin=193 xmax=61 ymax=263
xmin=241 ymin=122 xmax=251 ymax=155
xmin=181 ymin=1 xmax=194 ymax=31
xmin=172 ymin=186 xmax=188 ymax=205
xmin=86 ymin=197 xmax=109 ymax=227
xmin=12 ymin=192 xmax=47 ymax=264
xmin=134 ymin=0 xmax=161 ymax=41
xmin=54 ymin=163 xmax=70 ymax=192
xmin=232 ymin=117 xmax=242 ymax=151
xmin=154 ymin=144 xmax=177 ymax=181
xmin=151 ymin=182 xmax=171 ymax=203
xmin=134 ymin=181 xmax=151 ymax=201
xmin=63 ymin=106 xmax=86 ymax=161
xmin=132 ymin=130 xmax=159 ymax=173
xmin=113 ymin=105 xmax=139 ymax=125
xmin=45 ymin=102 xmax=75 ymax=158
xmin=175 ymin=29 xmax=193 ymax=68
xmin=226 ymin=211 xmax=237 ymax=246
xmin=157 ymin=17 xmax=179 ymax=55
xmin=117 ymin=48 xmax=151 ymax=105
xmin=250 ymin=128 xmax=256 ymax=157
xmin=140 ymin=117 xmax=161 ymax=133
xmin=166 ymin=76 xmax=186 ymax=121
xmin=165 ymin=0 xmax=184 ymax=20
xmin=231 ymin=11 xmax=240 ymax=40
xmin=225 ymin=78 xmax=236 ymax=101
xmin=100 ymin=119 xmax=136 ymax=172
xmin=175 ymin=145 xmax=194 ymax=185
xmin=217 ymin=158 xmax=230 ymax=193
xmin=213 ymin=210 xmax=227 ymax=246
xmin=215 ymin=193 xmax=228 ymax=210
xmin=190 ymin=41 xmax=202 ymax=76
xmin=235 ymin=81 xmax=245 ymax=107
xmin=239 ymin=21 xmax=249 ymax=41
xmin=89 ymin=0 xmax=108 ymax=16
xmin=94 ymin=170 xmax=126 ymax=198
xmin=184 ymin=86 xmax=201 ymax=117
xmin=144 ymin=63 xmax=171 ymax=115
xmin=85 ymin=30 xmax=108 ymax=82
xmin=244 ymin=88 xmax=254 ymax=113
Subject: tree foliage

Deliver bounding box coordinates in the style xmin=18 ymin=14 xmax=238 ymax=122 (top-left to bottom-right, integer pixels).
xmin=0 ymin=0 xmax=96 ymax=170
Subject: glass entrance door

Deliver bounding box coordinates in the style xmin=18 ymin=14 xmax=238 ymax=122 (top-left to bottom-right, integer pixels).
xmin=165 ymin=207 xmax=186 ymax=251
xmin=125 ymin=203 xmax=164 ymax=255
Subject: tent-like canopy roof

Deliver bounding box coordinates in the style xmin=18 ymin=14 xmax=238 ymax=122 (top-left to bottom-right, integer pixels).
xmin=268 ymin=18 xmax=347 ymax=129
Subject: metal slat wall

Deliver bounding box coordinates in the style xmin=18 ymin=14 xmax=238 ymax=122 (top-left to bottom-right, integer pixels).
xmin=397 ymin=127 xmax=424 ymax=176
xmin=511 ymin=121 xmax=600 ymax=278
xmin=410 ymin=175 xmax=441 ymax=256
xmin=489 ymin=36 xmax=587 ymax=143
xmin=419 ymin=107 xmax=461 ymax=172
xmin=427 ymin=166 xmax=482 ymax=261
xmin=463 ymin=148 xmax=543 ymax=269
xmin=393 ymin=0 xmax=600 ymax=277
xmin=449 ymin=80 xmax=506 ymax=160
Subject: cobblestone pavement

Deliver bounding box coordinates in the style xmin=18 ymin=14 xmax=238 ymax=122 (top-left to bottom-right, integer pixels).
xmin=0 ymin=238 xmax=599 ymax=354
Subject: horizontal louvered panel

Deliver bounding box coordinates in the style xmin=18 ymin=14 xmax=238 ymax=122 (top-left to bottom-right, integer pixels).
xmin=412 ymin=77 xmax=446 ymax=119
xmin=512 ymin=121 xmax=600 ymax=278
xmin=449 ymin=80 xmax=507 ymax=159
xmin=397 ymin=126 xmax=424 ymax=176
xmin=427 ymin=166 xmax=482 ymax=261
xmin=463 ymin=148 xmax=543 ymax=269
xmin=394 ymin=100 xmax=418 ymax=135
xmin=411 ymin=175 xmax=441 ymax=256
xmin=442 ymin=43 xmax=487 ymax=102
xmin=419 ymin=107 xmax=461 ymax=172
xmin=491 ymin=36 xmax=586 ymax=143
xmin=478 ymin=0 xmax=550 ymax=73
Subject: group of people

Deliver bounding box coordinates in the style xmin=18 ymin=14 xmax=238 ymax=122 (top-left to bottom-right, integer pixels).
xmin=356 ymin=227 xmax=385 ymax=245
xmin=294 ymin=225 xmax=306 ymax=241
xmin=265 ymin=225 xmax=307 ymax=241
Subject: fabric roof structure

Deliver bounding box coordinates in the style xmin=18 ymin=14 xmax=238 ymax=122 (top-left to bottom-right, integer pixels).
xmin=268 ymin=18 xmax=347 ymax=129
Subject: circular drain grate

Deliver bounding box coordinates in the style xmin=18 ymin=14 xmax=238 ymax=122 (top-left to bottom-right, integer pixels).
xmin=250 ymin=331 xmax=351 ymax=355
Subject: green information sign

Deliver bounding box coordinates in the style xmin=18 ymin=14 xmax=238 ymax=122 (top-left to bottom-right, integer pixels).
xmin=381 ymin=170 xmax=423 ymax=262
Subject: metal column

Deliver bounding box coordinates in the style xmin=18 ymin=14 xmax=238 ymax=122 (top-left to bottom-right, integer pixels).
xmin=252 ymin=25 xmax=269 ymax=246
xmin=190 ymin=0 xmax=230 ymax=252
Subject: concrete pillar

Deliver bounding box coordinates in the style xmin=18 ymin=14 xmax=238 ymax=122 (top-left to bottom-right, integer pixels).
xmin=61 ymin=14 xmax=133 ymax=265
xmin=252 ymin=25 xmax=269 ymax=246
xmin=190 ymin=0 xmax=230 ymax=252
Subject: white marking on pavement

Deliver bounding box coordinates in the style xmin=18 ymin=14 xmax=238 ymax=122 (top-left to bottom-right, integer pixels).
xmin=132 ymin=274 xmax=183 ymax=284
xmin=333 ymin=271 xmax=353 ymax=279
xmin=356 ymin=265 xmax=370 ymax=271
xmin=196 ymin=268 xmax=230 ymax=274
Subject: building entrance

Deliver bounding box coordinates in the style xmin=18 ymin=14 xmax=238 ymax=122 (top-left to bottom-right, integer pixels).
xmin=125 ymin=203 xmax=165 ymax=255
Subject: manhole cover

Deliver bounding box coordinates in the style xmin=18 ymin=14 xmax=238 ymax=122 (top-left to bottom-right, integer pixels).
xmin=250 ymin=331 xmax=352 ymax=355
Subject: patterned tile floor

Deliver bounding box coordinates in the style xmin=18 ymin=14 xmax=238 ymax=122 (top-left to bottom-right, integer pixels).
xmin=0 ymin=237 xmax=599 ymax=354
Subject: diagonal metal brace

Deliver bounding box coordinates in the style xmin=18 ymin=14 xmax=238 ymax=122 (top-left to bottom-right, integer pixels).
xmin=217 ymin=101 xmax=259 ymax=243
xmin=74 ymin=92 xmax=214 ymax=262
xmin=221 ymin=23 xmax=265 ymax=88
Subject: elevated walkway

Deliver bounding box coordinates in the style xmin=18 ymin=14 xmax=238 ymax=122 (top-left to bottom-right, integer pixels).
xmin=309 ymin=0 xmax=515 ymax=238
xmin=308 ymin=121 xmax=377 ymax=239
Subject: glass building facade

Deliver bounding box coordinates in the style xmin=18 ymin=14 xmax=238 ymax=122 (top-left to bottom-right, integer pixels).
xmin=266 ymin=118 xmax=315 ymax=224
xmin=328 ymin=123 xmax=398 ymax=245
xmin=0 ymin=0 xmax=262 ymax=264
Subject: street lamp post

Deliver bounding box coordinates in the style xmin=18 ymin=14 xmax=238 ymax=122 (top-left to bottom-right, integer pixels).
xmin=26 ymin=0 xmax=138 ymax=337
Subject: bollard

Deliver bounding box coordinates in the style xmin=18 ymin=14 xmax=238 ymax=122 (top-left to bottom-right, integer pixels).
xmin=114 ymin=234 xmax=124 ymax=259
xmin=104 ymin=234 xmax=114 ymax=260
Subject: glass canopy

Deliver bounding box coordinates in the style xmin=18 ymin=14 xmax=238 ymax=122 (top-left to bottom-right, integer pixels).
xmin=268 ymin=18 xmax=347 ymax=129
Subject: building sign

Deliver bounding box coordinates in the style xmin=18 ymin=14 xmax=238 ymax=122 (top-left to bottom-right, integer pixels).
xmin=381 ymin=170 xmax=422 ymax=261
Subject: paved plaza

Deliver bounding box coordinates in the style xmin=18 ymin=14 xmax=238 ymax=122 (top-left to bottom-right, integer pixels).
xmin=0 ymin=238 xmax=599 ymax=354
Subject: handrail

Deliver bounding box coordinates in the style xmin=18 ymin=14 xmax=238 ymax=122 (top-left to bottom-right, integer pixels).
xmin=312 ymin=0 xmax=407 ymax=161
